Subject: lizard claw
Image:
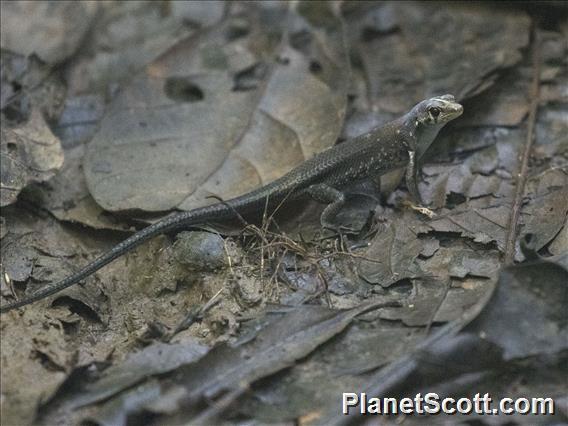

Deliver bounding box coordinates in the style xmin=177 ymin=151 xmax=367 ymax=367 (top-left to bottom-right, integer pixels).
xmin=403 ymin=201 xmax=436 ymax=218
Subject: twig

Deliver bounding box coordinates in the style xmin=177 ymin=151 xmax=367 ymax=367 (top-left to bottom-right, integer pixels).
xmin=188 ymin=383 xmax=249 ymax=425
xmin=166 ymin=287 xmax=223 ymax=341
xmin=504 ymin=27 xmax=541 ymax=264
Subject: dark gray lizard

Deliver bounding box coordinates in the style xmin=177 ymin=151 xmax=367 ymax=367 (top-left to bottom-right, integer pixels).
xmin=0 ymin=95 xmax=463 ymax=313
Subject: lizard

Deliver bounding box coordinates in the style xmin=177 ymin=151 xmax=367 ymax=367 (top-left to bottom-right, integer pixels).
xmin=0 ymin=94 xmax=463 ymax=314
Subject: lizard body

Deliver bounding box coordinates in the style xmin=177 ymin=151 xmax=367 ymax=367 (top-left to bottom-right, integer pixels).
xmin=0 ymin=95 xmax=462 ymax=313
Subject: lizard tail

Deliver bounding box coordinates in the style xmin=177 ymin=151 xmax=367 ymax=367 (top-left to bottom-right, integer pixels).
xmin=0 ymin=204 xmax=231 ymax=314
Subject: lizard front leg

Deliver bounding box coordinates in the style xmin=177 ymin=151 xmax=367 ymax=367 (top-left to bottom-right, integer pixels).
xmin=405 ymin=150 xmax=435 ymax=217
xmin=405 ymin=149 xmax=423 ymax=205
xmin=306 ymin=184 xmax=347 ymax=230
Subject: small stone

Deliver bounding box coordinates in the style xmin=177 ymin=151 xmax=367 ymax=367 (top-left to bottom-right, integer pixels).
xmin=172 ymin=231 xmax=227 ymax=272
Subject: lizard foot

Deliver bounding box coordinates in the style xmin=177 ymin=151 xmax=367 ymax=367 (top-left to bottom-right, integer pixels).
xmin=322 ymin=223 xmax=362 ymax=236
xmin=403 ymin=201 xmax=436 ymax=218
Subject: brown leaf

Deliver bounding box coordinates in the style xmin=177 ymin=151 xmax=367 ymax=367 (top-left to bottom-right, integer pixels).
xmin=84 ymin=6 xmax=349 ymax=212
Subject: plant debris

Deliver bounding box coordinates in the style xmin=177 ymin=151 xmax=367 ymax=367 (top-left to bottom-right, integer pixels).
xmin=1 ymin=2 xmax=566 ymax=425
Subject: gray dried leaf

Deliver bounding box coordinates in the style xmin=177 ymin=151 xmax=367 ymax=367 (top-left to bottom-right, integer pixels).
xmin=85 ymin=380 xmax=163 ymax=426
xmin=237 ymin=321 xmax=426 ymax=422
xmin=425 ymin=202 xmax=510 ymax=251
xmin=469 ymin=257 xmax=568 ymax=360
xmin=457 ymin=66 xmax=531 ymax=127
xmin=357 ymin=212 xmax=426 ymax=286
xmin=52 ymin=94 xmax=106 ymax=148
xmin=0 ymin=109 xmax=64 ymax=206
xmin=35 ymin=143 xmax=131 ymax=231
xmin=352 ymin=2 xmax=530 ymax=114
xmin=548 ymin=222 xmax=567 ymax=256
xmin=0 ymin=1 xmax=97 ymax=64
xmin=421 ymin=140 xmax=518 ymax=209
xmin=517 ymin=168 xmax=568 ymax=260
xmin=378 ymin=247 xmax=500 ymax=326
xmin=146 ymin=301 xmax=390 ymax=418
xmin=66 ymin=1 xmax=197 ymax=93
xmin=69 ymin=341 xmax=209 ymax=409
xmin=1 ymin=49 xmax=67 ymax=122
xmin=535 ymin=104 xmax=568 ymax=160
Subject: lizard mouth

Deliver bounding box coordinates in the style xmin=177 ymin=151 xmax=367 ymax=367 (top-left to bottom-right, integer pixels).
xmin=441 ymin=103 xmax=463 ymax=121
xmin=430 ymin=95 xmax=463 ymax=123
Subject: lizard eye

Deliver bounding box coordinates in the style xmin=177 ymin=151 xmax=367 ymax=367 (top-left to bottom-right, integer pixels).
xmin=428 ymin=107 xmax=441 ymax=119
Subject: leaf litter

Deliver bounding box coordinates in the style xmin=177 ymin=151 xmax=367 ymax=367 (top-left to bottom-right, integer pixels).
xmin=1 ymin=2 xmax=567 ymax=425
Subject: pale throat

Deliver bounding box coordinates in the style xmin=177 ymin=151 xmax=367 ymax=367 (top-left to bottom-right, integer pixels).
xmin=415 ymin=122 xmax=445 ymax=158
xmin=401 ymin=112 xmax=446 ymax=158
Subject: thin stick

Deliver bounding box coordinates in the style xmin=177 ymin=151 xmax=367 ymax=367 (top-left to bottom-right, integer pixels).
xmin=504 ymin=27 xmax=541 ymax=264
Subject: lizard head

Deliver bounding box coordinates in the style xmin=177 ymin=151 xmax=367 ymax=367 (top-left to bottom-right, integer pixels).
xmin=413 ymin=94 xmax=463 ymax=127
xmin=404 ymin=94 xmax=463 ymax=157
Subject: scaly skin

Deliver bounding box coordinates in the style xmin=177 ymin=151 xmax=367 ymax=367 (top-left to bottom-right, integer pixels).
xmin=0 ymin=95 xmax=463 ymax=313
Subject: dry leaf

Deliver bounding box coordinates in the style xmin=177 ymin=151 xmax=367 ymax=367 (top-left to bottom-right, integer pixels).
xmin=84 ymin=6 xmax=349 ymax=212
xmin=0 ymin=109 xmax=64 ymax=206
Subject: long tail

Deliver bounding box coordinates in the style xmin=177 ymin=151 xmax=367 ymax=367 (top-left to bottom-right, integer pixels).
xmin=1 ymin=204 xmax=232 ymax=314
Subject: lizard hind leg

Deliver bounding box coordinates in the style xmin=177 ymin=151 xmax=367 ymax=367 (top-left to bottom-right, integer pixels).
xmin=306 ymin=184 xmax=351 ymax=231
